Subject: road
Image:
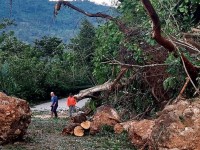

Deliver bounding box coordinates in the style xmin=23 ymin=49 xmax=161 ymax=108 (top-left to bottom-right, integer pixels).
xmin=31 ymin=98 xmax=89 ymax=112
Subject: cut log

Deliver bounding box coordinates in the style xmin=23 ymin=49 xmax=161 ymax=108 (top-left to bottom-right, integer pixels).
xmin=81 ymin=121 xmax=91 ymax=130
xmin=114 ymin=120 xmax=135 ymax=134
xmin=114 ymin=123 xmax=125 ymax=134
xmin=71 ymin=113 xmax=87 ymax=123
xmin=74 ymin=126 xmax=84 ymax=137
xmin=90 ymin=105 xmax=120 ymax=134
xmin=62 ymin=123 xmax=80 ymax=135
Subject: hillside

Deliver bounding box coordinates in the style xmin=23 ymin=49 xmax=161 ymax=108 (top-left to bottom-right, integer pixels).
xmin=0 ymin=0 xmax=115 ymax=43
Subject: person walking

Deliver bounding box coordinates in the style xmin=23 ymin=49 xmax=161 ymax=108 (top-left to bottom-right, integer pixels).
xmin=66 ymin=93 xmax=77 ymax=117
xmin=50 ymin=92 xmax=58 ymax=118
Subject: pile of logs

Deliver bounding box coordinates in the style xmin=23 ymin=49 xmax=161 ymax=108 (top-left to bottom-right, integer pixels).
xmin=62 ymin=113 xmax=91 ymax=136
xmin=62 ymin=105 xmax=120 ymax=136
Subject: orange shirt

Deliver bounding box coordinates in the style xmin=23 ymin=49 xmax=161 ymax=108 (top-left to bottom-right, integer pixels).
xmin=67 ymin=96 xmax=76 ymax=106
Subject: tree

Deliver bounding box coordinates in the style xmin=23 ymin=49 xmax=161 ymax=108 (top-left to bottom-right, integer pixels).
xmin=34 ymin=36 xmax=64 ymax=60
xmin=68 ymin=19 xmax=96 ymax=85
xmin=55 ymin=0 xmax=200 ymax=115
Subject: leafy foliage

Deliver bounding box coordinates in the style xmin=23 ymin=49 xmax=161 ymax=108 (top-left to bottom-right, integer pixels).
xmin=0 ymin=20 xmax=96 ymax=101
xmin=91 ymin=0 xmax=199 ymax=115
xmin=93 ymin=22 xmax=124 ymax=83
xmin=68 ymin=19 xmax=96 ymax=85
xmin=1 ymin=0 xmax=199 ymax=114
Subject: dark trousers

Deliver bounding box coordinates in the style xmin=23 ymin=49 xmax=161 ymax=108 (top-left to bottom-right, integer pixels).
xmin=69 ymin=105 xmax=75 ymax=117
xmin=52 ymin=105 xmax=58 ymax=118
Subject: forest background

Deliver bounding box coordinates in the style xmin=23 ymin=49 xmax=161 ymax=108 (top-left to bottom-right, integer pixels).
xmin=0 ymin=0 xmax=199 ymax=117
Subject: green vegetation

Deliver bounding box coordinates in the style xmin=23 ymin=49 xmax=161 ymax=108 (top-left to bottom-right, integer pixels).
xmin=0 ymin=19 xmax=95 ymax=102
xmin=91 ymin=0 xmax=199 ymax=116
xmin=0 ymin=0 xmax=200 ymax=149
xmin=0 ymin=0 xmax=199 ymax=113
xmin=68 ymin=19 xmax=97 ymax=85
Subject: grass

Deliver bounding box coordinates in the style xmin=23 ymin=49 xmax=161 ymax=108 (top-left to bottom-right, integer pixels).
xmin=2 ymin=111 xmax=136 ymax=150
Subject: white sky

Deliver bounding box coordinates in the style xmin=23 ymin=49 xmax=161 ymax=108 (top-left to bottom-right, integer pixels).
xmin=90 ymin=0 xmax=119 ymax=6
xmin=49 ymin=0 xmax=120 ymax=7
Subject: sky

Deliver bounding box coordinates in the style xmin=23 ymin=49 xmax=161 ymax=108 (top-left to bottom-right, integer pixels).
xmin=49 ymin=0 xmax=120 ymax=7
xmin=89 ymin=0 xmax=119 ymax=6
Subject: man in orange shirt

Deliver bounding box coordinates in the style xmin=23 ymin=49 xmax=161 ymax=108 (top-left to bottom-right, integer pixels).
xmin=66 ymin=93 xmax=77 ymax=117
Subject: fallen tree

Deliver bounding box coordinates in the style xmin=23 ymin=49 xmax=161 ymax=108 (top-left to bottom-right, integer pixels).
xmin=113 ymin=98 xmax=200 ymax=149
xmin=74 ymin=68 xmax=128 ymax=100
xmin=55 ymin=0 xmax=199 ymax=102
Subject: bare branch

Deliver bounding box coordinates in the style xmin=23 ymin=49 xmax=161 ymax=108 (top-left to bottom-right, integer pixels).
xmin=172 ymin=39 xmax=200 ymax=54
xmin=180 ymin=53 xmax=199 ymax=94
xmin=55 ymin=1 xmax=131 ymax=36
xmin=110 ymin=67 xmax=128 ymax=90
xmin=183 ymin=34 xmax=200 ymax=50
xmin=192 ymin=28 xmax=200 ymax=32
xmin=102 ymin=60 xmax=167 ymax=68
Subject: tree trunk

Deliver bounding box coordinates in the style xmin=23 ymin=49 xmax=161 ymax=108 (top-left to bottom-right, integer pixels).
xmin=71 ymin=113 xmax=87 ymax=123
xmin=62 ymin=123 xmax=80 ymax=135
xmin=74 ymin=68 xmax=128 ymax=100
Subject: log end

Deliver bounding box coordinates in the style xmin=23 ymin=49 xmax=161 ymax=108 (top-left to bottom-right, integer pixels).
xmin=114 ymin=123 xmax=124 ymax=134
xmin=74 ymin=126 xmax=84 ymax=137
xmin=81 ymin=121 xmax=91 ymax=130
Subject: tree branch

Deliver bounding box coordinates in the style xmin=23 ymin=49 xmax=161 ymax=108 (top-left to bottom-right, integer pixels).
xmin=183 ymin=33 xmax=200 ymax=50
xmin=74 ymin=68 xmax=128 ymax=100
xmin=54 ymin=1 xmax=132 ymax=37
xmin=102 ymin=60 xmax=167 ymax=68
xmin=141 ymin=0 xmax=177 ymax=52
xmin=140 ymin=0 xmax=199 ymax=83
xmin=180 ymin=53 xmax=199 ymax=94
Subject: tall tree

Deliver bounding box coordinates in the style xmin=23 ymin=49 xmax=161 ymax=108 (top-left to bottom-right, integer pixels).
xmin=68 ymin=19 xmax=96 ymax=85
